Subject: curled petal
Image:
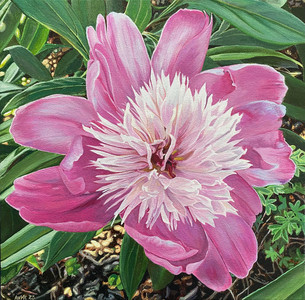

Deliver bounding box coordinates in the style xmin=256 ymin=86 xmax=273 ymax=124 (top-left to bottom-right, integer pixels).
xmin=238 ymin=131 xmax=295 ymax=186
xmin=87 ymin=13 xmax=151 ymax=119
xmin=193 ymin=237 xmax=232 ymax=292
xmin=225 ymin=174 xmax=262 ymax=225
xmin=10 ymin=95 xmax=98 ymax=154
xmin=190 ymin=64 xmax=288 ymax=107
xmin=124 ymin=208 xmax=208 ymax=274
xmin=152 ymin=9 xmax=212 ymax=79
xmin=204 ymin=213 xmax=257 ymax=278
xmin=60 ymin=136 xmax=105 ymax=195
xmin=6 ymin=167 xmax=116 ymax=232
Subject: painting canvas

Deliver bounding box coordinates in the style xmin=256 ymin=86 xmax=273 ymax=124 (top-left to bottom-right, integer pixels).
xmin=1 ymin=0 xmax=305 ymax=299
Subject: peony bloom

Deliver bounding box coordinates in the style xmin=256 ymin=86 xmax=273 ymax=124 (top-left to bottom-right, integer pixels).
xmin=7 ymin=9 xmax=295 ymax=291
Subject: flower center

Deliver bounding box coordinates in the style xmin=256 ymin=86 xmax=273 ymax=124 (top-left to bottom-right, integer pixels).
xmin=151 ymin=150 xmax=177 ymax=178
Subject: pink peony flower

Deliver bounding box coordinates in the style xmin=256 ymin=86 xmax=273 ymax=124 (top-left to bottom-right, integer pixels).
xmin=7 ymin=9 xmax=295 ymax=291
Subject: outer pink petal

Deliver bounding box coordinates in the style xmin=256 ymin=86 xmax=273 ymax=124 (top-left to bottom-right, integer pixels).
xmin=204 ymin=213 xmax=257 ymax=278
xmin=87 ymin=13 xmax=151 ymax=120
xmin=6 ymin=167 xmax=116 ymax=232
xmin=124 ymin=208 xmax=208 ymax=274
xmin=60 ymin=136 xmax=104 ymax=195
xmin=152 ymin=9 xmax=212 ymax=79
xmin=231 ymin=100 xmax=295 ymax=186
xmin=193 ymin=237 xmax=232 ymax=292
xmin=10 ymin=95 xmax=98 ymax=155
xmin=189 ymin=64 xmax=287 ymax=107
xmin=225 ymin=174 xmax=262 ymax=225
xmin=238 ymin=131 xmax=295 ymax=186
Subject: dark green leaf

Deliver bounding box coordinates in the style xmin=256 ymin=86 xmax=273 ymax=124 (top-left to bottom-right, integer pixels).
xmin=282 ymin=73 xmax=305 ymax=121
xmin=202 ymin=56 xmax=219 ymax=71
xmin=148 ymin=260 xmax=174 ymax=290
xmin=210 ymin=28 xmax=287 ymax=50
xmin=120 ymin=233 xmax=148 ymax=299
xmin=0 ymin=150 xmax=63 ymax=194
xmin=1 ymin=224 xmax=53 ymax=262
xmin=125 ymin=0 xmax=152 ymax=32
xmin=71 ymin=0 xmax=106 ymax=28
xmin=207 ymin=46 xmax=301 ymax=67
xmin=5 ymin=45 xmax=52 ymax=81
xmin=281 ymin=129 xmax=305 ymax=152
xmin=2 ymin=77 xmax=86 ymax=113
xmin=0 ymin=1 xmax=21 ymax=53
xmin=174 ymin=0 xmax=305 ymax=46
xmin=0 ymin=201 xmax=27 ymax=243
xmin=19 ymin=17 xmax=49 ymax=55
xmin=12 ymin=0 xmax=89 ymax=60
xmin=54 ymin=49 xmax=83 ymax=77
xmin=1 ymin=260 xmax=25 ymax=284
xmin=105 ymin=0 xmax=126 ymax=14
xmin=3 ymin=62 xmax=24 ymax=83
xmin=42 ymin=231 xmax=95 ymax=271
xmin=260 ymin=0 xmax=286 ymax=7
xmin=244 ymin=261 xmax=305 ymax=300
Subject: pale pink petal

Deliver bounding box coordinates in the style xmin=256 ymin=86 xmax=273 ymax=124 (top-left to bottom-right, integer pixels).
xmin=204 ymin=213 xmax=257 ymax=278
xmin=124 ymin=208 xmax=208 ymax=275
xmin=60 ymin=135 xmax=108 ymax=195
xmin=190 ymin=64 xmax=287 ymax=107
xmin=231 ymin=100 xmax=295 ymax=186
xmin=10 ymin=95 xmax=98 ymax=154
xmin=225 ymin=174 xmax=262 ymax=225
xmin=193 ymin=237 xmax=232 ymax=292
xmin=238 ymin=131 xmax=295 ymax=186
xmin=86 ymin=13 xmax=151 ymax=119
xmin=152 ymin=9 xmax=212 ymax=79
xmin=6 ymin=167 xmax=117 ymax=232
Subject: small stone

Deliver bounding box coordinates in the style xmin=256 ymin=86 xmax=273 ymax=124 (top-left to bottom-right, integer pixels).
xmin=64 ymin=287 xmax=73 ymax=297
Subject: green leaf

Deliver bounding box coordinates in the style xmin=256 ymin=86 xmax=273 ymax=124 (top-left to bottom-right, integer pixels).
xmin=281 ymin=129 xmax=305 ymax=152
xmin=105 ymin=0 xmax=126 ymax=14
xmin=210 ymin=28 xmax=286 ymax=50
xmin=148 ymin=260 xmax=174 ymax=290
xmin=1 ymin=260 xmax=25 ymax=284
xmin=12 ymin=0 xmax=89 ymax=60
xmin=1 ymin=224 xmax=55 ymax=266
xmin=174 ymin=0 xmax=305 ymax=46
xmin=19 ymin=17 xmax=49 ymax=55
xmin=260 ymin=0 xmax=287 ymax=7
xmin=283 ymin=74 xmax=305 ymax=121
xmin=0 ymin=1 xmax=21 ymax=53
xmin=0 ymin=201 xmax=27 ymax=243
xmin=42 ymin=231 xmax=95 ymax=271
xmin=244 ymin=261 xmax=305 ymax=300
xmin=3 ymin=62 xmax=23 ymax=83
xmin=5 ymin=45 xmax=52 ymax=81
xmin=2 ymin=77 xmax=86 ymax=113
xmin=206 ymin=45 xmax=302 ymax=67
xmin=54 ymin=49 xmax=83 ymax=77
xmin=125 ymin=0 xmax=151 ymax=32
xmin=0 ymin=150 xmax=63 ymax=194
xmin=120 ymin=233 xmax=148 ymax=299
xmin=71 ymin=0 xmax=106 ymax=28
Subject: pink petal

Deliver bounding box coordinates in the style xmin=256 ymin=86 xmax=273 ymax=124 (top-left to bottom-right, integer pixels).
xmin=87 ymin=13 xmax=151 ymax=119
xmin=124 ymin=208 xmax=208 ymax=274
xmin=238 ymin=131 xmax=295 ymax=186
xmin=190 ymin=64 xmax=287 ymax=107
xmin=60 ymin=135 xmax=105 ymax=195
xmin=6 ymin=167 xmax=116 ymax=232
xmin=10 ymin=95 xmax=98 ymax=155
xmin=204 ymin=213 xmax=257 ymax=278
xmin=225 ymin=174 xmax=262 ymax=225
xmin=193 ymin=237 xmax=232 ymax=292
xmin=152 ymin=9 xmax=212 ymax=79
